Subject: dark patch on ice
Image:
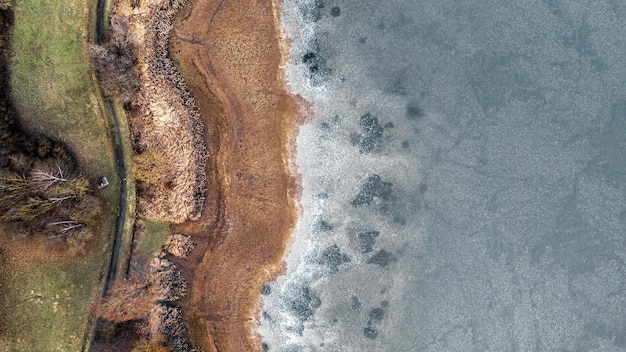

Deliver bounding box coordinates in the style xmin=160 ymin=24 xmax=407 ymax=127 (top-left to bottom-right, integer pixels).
xmin=401 ymin=140 xmax=410 ymax=149
xmin=262 ymin=311 xmax=272 ymax=321
xmin=469 ymin=52 xmax=547 ymax=111
xmin=363 ymin=305 xmax=386 ymax=340
xmin=561 ymin=21 xmax=607 ymax=72
xmin=357 ymin=230 xmax=379 ymax=254
xmin=369 ymin=307 xmax=385 ymax=324
xmin=408 ymin=182 xmax=429 ymax=211
xmin=314 ymin=219 xmax=333 ymax=233
xmin=393 ymin=215 xmax=406 ymax=226
xmin=380 ymin=300 xmax=389 ymax=308
xmin=319 ymin=115 xmax=340 ymax=134
xmin=352 ymin=175 xmax=393 ymax=206
xmin=360 ymin=113 xmax=383 ymax=135
xmin=386 ymin=75 xmax=408 ymax=96
xmin=359 ymin=136 xmax=380 ymax=153
xmin=330 ymin=6 xmax=341 ymax=17
xmin=300 ymin=40 xmax=331 ymax=84
xmin=363 ymin=326 xmax=378 ymax=339
xmin=368 ymin=308 xmax=385 ymax=324
xmin=284 ymin=283 xmax=321 ymax=321
xmin=315 ymin=244 xmax=351 ymax=274
xmin=284 ymin=344 xmax=303 ymax=352
xmin=286 ymin=325 xmax=305 ymax=335
xmin=406 ymin=101 xmax=425 ymax=120
xmin=261 ymin=284 xmax=271 ymax=295
xmin=262 ymin=342 xmax=270 ymax=352
xmin=315 ymin=191 xmax=329 ymax=200
xmin=351 ymin=296 xmax=361 ymax=310
xmin=349 ymin=132 xmax=362 ymax=146
xmin=356 ymin=113 xmax=385 ymax=153
xmin=302 ymin=52 xmax=323 ymax=74
xmin=583 ymin=321 xmax=626 ymax=348
xmin=366 ymin=250 xmax=397 ymax=267
xmin=299 ymin=0 xmax=325 ymax=22
xmin=358 ymin=37 xmax=367 ymax=44
xmin=320 ymin=121 xmax=332 ymax=131
xmin=592 ymin=101 xmax=626 ymax=184
xmin=384 ymin=121 xmax=394 ymax=128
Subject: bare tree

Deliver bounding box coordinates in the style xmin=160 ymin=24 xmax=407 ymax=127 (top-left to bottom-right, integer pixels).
xmin=99 ymin=256 xmax=188 ymax=323
xmin=46 ymin=220 xmax=84 ymax=237
xmin=29 ymin=162 xmax=69 ymax=191
xmin=100 ymin=272 xmax=154 ymax=322
xmin=41 ymin=176 xmax=90 ymax=200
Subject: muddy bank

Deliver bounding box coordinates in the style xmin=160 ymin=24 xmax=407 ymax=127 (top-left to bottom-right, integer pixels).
xmin=170 ymin=0 xmax=301 ymax=350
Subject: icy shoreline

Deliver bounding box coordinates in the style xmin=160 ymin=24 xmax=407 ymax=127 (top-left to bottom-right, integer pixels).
xmin=262 ymin=1 xmax=626 ymax=351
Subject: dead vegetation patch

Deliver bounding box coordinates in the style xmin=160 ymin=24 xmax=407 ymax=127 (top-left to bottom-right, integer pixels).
xmin=91 ymin=0 xmax=207 ymax=223
xmin=96 ymin=251 xmax=200 ymax=351
xmin=165 ymin=233 xmax=193 ymax=258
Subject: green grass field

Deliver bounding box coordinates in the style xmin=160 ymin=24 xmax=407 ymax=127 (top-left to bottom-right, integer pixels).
xmin=1 ymin=0 xmax=122 ymax=350
xmin=9 ymin=0 xmax=115 ymax=178
xmin=135 ymin=219 xmax=172 ymax=261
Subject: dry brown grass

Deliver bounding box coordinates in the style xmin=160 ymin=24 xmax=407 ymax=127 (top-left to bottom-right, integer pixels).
xmin=93 ymin=0 xmax=207 ymax=223
xmin=168 ymin=0 xmax=303 ymax=349
xmin=131 ymin=338 xmax=168 ymax=352
xmin=97 ymin=251 xmax=198 ymax=351
xmin=99 ymin=254 xmax=187 ymax=322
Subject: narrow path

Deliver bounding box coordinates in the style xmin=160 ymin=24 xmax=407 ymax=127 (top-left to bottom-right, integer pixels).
xmin=82 ymin=1 xmax=133 ymax=350
xmin=93 ymin=0 xmax=126 ymax=295
xmin=102 ymin=99 xmax=128 ymax=293
xmin=93 ymin=0 xmax=132 ymax=295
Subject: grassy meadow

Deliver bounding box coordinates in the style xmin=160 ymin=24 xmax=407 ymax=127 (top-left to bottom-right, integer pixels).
xmin=134 ymin=219 xmax=172 ymax=262
xmin=0 ymin=0 xmax=122 ymax=349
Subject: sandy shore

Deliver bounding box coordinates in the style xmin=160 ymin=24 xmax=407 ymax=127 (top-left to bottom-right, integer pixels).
xmin=170 ymin=0 xmax=301 ymax=351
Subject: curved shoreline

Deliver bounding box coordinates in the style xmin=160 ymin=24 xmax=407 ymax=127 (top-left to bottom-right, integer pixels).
xmin=170 ymin=0 xmax=302 ymax=350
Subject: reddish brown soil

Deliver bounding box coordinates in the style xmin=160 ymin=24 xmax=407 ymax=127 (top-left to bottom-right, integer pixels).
xmin=170 ymin=0 xmax=301 ymax=351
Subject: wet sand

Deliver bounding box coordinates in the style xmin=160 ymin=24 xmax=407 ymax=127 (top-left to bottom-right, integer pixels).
xmin=170 ymin=0 xmax=301 ymax=351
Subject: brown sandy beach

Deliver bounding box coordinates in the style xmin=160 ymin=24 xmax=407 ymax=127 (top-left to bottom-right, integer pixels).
xmin=170 ymin=0 xmax=302 ymax=350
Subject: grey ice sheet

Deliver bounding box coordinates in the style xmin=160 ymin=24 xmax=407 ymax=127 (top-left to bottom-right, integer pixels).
xmin=260 ymin=1 xmax=626 ymax=351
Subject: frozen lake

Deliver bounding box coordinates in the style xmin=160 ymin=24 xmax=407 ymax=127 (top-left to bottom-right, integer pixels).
xmin=260 ymin=1 xmax=626 ymax=351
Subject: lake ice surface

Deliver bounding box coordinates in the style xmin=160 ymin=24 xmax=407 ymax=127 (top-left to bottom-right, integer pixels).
xmin=260 ymin=1 xmax=626 ymax=351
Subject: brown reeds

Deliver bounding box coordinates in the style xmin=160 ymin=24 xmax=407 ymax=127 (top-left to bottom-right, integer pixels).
xmin=98 ymin=252 xmax=198 ymax=351
xmin=91 ymin=0 xmax=207 ymax=223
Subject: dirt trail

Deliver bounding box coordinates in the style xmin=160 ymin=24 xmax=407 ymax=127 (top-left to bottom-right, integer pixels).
xmin=170 ymin=0 xmax=301 ymax=351
xmin=94 ymin=0 xmax=130 ymax=296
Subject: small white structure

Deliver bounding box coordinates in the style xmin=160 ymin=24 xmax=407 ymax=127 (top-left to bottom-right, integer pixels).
xmin=98 ymin=176 xmax=109 ymax=189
